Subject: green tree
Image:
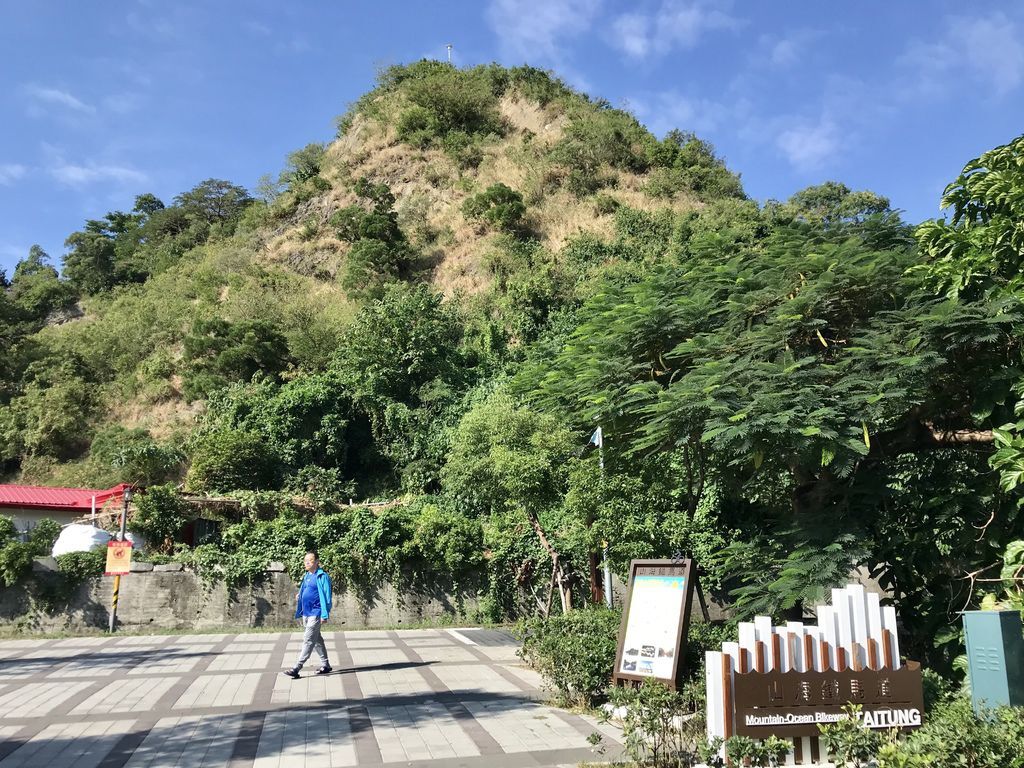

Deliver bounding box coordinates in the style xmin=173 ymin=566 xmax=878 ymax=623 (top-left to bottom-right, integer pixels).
xmin=186 ymin=428 xmax=281 ymax=492
xmin=332 ymin=283 xmax=468 ymax=488
xmin=131 ymin=484 xmax=192 ymax=552
xmin=173 ymin=179 xmax=253 ymax=225
xmin=521 ymin=192 xmax=1021 ymax=649
xmin=283 ymin=143 xmax=327 ymax=187
xmin=62 ymin=230 xmax=115 ymax=294
xmin=182 ymin=319 xmax=293 ymax=400
xmin=442 ymin=393 xmax=578 ymax=610
xmin=9 ymin=245 xmax=74 ymax=318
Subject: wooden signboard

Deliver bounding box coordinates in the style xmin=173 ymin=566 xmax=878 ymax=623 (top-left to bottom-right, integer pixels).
xmin=612 ymin=558 xmax=698 ymax=690
xmin=705 ymin=583 xmax=924 ymax=765
xmin=733 ymin=663 xmax=924 ymax=737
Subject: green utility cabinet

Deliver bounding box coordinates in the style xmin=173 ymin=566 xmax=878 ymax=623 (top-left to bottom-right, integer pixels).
xmin=962 ymin=609 xmax=1024 ymax=714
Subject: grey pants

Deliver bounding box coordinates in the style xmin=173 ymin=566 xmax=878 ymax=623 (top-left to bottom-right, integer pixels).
xmin=294 ymin=615 xmax=329 ymax=670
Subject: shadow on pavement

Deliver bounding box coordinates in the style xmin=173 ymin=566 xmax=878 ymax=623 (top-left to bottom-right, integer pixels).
xmin=0 ymin=689 xmax=579 ymax=766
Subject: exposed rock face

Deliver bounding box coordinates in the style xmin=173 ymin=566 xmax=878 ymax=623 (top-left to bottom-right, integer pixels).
xmin=44 ymin=302 xmax=85 ymax=326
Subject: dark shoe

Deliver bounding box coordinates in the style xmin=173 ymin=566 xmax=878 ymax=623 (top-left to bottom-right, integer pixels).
xmin=282 ymin=668 xmax=300 ymax=679
xmin=314 ymin=665 xmax=333 ymax=675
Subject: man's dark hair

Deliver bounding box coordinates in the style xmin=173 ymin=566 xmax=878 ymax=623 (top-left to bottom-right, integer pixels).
xmin=306 ymin=549 xmax=319 ymax=560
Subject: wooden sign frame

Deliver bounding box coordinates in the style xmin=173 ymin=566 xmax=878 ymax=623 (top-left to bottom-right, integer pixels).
xmin=612 ymin=558 xmax=698 ymax=690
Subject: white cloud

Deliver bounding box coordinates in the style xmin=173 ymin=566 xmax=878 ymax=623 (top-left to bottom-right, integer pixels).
xmin=244 ymin=20 xmax=272 ymax=36
xmin=0 ymin=164 xmax=27 ymax=185
xmin=103 ymin=93 xmax=144 ymax=115
xmin=776 ymin=118 xmax=840 ymax=172
xmin=631 ymin=90 xmax=733 ymax=136
xmin=899 ymin=12 xmax=1024 ymax=98
xmin=25 ymin=85 xmax=95 ymax=114
xmin=769 ymin=38 xmax=799 ymax=67
xmin=487 ymin=0 xmax=602 ymax=63
xmin=608 ymin=0 xmax=739 ymax=60
xmin=48 ymin=161 xmax=147 ymax=187
xmin=612 ymin=13 xmax=653 ymax=58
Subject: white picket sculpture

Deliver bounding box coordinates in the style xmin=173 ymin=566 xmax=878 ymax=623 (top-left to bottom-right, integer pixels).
xmin=705 ymin=583 xmax=901 ymax=765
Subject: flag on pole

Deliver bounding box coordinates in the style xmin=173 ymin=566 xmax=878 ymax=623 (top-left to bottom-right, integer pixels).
xmin=589 ymin=426 xmax=603 ymax=449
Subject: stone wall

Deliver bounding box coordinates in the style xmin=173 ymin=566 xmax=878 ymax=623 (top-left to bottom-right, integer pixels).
xmin=0 ymin=564 xmax=481 ymax=633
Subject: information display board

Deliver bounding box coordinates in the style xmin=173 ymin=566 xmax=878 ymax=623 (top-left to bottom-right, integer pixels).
xmin=104 ymin=540 xmax=133 ymax=576
xmin=613 ymin=559 xmax=697 ymax=690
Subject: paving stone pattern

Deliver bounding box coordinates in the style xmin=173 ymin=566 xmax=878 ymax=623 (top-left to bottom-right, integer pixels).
xmin=0 ymin=628 xmax=622 ymax=767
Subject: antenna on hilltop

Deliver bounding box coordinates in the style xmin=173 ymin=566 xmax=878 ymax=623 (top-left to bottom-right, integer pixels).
xmin=446 ymin=44 xmax=453 ymax=63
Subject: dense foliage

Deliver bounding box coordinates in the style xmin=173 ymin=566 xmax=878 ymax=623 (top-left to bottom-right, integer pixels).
xmin=1 ymin=64 xmax=1022 ymax=687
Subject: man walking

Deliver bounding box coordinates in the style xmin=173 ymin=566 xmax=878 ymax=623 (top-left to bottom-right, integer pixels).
xmin=283 ymin=550 xmax=333 ymax=678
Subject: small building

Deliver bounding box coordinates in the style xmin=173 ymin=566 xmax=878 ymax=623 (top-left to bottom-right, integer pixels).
xmin=0 ymin=483 xmax=131 ymax=538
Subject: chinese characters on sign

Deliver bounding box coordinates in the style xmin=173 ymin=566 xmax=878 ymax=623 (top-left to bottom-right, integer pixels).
xmin=732 ymin=665 xmax=925 ymax=738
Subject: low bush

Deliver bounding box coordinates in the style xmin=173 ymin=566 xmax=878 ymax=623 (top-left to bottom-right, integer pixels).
xmin=131 ymin=484 xmax=193 ymax=553
xmin=0 ymin=516 xmax=61 ymax=586
xmin=881 ymin=697 xmax=1024 ymax=768
xmin=462 ymin=184 xmax=526 ymax=232
xmin=597 ymin=679 xmax=708 ymax=768
xmin=186 ymin=428 xmax=282 ymax=492
xmin=811 ymin=696 xmax=1024 ymax=768
xmin=516 ymin=606 xmax=621 ymax=707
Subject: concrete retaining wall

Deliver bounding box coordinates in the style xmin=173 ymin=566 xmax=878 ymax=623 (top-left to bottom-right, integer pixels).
xmin=0 ymin=568 xmax=481 ymax=633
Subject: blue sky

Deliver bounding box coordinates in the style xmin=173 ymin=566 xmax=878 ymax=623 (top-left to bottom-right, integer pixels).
xmin=2 ymin=1 xmax=1023 ymax=275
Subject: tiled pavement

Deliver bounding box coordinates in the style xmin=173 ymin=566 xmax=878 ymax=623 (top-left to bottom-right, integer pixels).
xmin=0 ymin=628 xmax=623 ymax=767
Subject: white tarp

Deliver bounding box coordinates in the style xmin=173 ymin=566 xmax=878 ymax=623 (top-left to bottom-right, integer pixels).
xmin=52 ymin=524 xmax=142 ymax=556
xmin=52 ymin=524 xmax=110 ymax=556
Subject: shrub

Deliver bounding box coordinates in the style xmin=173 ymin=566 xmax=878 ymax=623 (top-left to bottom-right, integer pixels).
xmin=599 ymin=679 xmax=709 ymax=768
xmin=593 ymin=193 xmax=620 ymax=215
xmin=0 ymin=515 xmax=15 ymax=542
xmin=0 ymin=541 xmax=33 ymax=586
xmin=516 ymin=606 xmax=621 ymax=707
xmin=0 ymin=517 xmax=61 ymax=586
xmin=397 ymin=106 xmax=438 ymax=148
xmin=410 ymin=500 xmax=483 ymax=579
xmin=27 ymin=518 xmax=61 ymax=555
xmin=440 ymin=130 xmax=484 ymax=169
xmin=90 ymin=426 xmax=184 ymax=485
xmin=462 ymin=184 xmax=526 ymax=232
xmin=132 ymin=484 xmax=192 ymax=552
xmin=883 ymin=697 xmax=1024 ymax=768
xmin=282 ymin=143 xmax=327 ymax=187
xmin=724 ymin=734 xmax=790 ymax=767
xmin=186 ymin=429 xmax=281 ymax=492
xmin=818 ymin=704 xmax=881 ymax=768
xmin=405 ymin=69 xmax=503 ymax=139
xmin=55 ymin=549 xmax=105 ymax=586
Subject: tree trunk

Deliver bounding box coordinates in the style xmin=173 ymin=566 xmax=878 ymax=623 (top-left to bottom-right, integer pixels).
xmin=589 ymin=550 xmax=603 ymax=604
xmin=526 ymin=508 xmax=576 ymax=612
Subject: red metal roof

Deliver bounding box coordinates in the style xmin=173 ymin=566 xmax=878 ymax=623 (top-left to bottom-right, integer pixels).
xmin=0 ymin=483 xmax=131 ymax=510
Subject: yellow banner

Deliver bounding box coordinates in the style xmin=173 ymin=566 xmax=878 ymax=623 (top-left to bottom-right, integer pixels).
xmin=104 ymin=540 xmax=133 ymax=575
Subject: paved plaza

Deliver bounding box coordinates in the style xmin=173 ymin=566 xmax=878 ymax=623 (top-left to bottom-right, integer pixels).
xmin=0 ymin=627 xmax=621 ymax=768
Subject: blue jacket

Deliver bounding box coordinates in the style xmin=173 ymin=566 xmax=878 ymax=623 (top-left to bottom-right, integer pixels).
xmin=295 ymin=568 xmax=332 ymax=620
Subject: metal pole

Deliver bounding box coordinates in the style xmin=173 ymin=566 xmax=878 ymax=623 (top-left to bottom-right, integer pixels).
xmin=598 ymin=427 xmax=614 ymax=608
xmin=109 ymin=488 xmax=131 ymax=633
xmin=108 ymin=575 xmax=120 ymax=633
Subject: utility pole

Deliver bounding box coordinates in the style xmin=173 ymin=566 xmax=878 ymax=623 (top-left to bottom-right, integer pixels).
xmin=108 ymin=486 xmax=132 ymax=633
